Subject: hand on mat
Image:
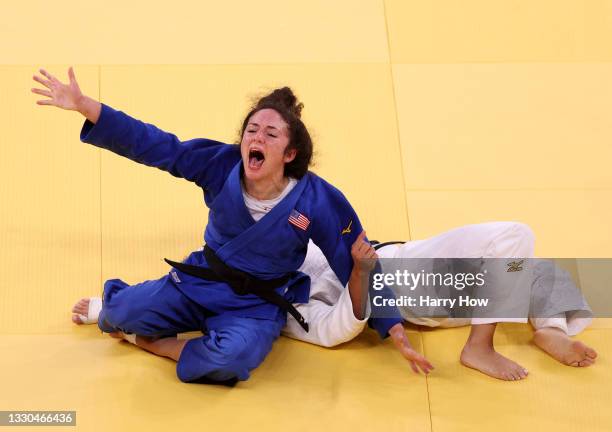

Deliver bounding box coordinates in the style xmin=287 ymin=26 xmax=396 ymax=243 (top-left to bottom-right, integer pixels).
xmin=31 ymin=67 xmax=83 ymax=110
xmin=389 ymin=323 xmax=434 ymax=375
xmin=351 ymin=231 xmax=377 ymax=275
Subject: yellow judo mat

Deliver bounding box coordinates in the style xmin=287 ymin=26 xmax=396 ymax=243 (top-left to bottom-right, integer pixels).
xmin=1 ymin=1 xmax=612 ymax=431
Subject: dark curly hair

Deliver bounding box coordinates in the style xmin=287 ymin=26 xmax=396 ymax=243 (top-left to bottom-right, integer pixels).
xmin=239 ymin=87 xmax=313 ymax=179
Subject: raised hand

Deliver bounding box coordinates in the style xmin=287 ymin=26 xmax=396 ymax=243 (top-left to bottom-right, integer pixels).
xmin=31 ymin=67 xmax=83 ymax=111
xmin=389 ymin=323 xmax=435 ymax=375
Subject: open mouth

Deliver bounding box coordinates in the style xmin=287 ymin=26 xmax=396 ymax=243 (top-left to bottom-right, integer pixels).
xmin=248 ymin=149 xmax=265 ymax=170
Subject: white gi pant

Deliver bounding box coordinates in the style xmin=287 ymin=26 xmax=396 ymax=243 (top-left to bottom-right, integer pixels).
xmin=377 ymin=222 xmax=592 ymax=336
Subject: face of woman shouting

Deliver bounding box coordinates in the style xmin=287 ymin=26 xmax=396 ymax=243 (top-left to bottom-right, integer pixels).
xmin=240 ymin=108 xmax=296 ymax=198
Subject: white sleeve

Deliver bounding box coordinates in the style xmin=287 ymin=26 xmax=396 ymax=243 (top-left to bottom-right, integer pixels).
xmin=282 ymin=282 xmax=370 ymax=347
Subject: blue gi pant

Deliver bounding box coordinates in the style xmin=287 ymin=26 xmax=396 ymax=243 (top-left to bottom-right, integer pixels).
xmin=98 ymin=275 xmax=286 ymax=383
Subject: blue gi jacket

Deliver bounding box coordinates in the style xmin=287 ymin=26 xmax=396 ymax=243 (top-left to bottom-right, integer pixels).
xmin=81 ymin=104 xmax=401 ymax=337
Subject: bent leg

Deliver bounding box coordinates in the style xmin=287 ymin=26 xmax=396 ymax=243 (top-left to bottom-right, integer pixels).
xmin=98 ymin=275 xmax=207 ymax=337
xmin=176 ymin=314 xmax=285 ymax=383
xmin=394 ymin=221 xmax=535 ymax=259
xmin=529 ymin=259 xmax=597 ymax=366
xmin=531 ymin=315 xmax=597 ymax=367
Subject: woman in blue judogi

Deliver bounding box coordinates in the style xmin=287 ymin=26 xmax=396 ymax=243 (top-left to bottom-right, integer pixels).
xmin=33 ymin=68 xmax=399 ymax=384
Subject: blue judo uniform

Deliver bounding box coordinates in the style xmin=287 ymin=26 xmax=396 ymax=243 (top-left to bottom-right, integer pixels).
xmin=80 ymin=104 xmax=401 ymax=383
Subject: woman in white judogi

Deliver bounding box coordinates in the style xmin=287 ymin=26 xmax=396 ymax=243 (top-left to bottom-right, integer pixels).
xmin=283 ymin=222 xmax=597 ymax=381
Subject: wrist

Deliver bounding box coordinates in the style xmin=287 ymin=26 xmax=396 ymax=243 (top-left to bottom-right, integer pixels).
xmin=76 ymin=95 xmax=102 ymax=124
xmin=75 ymin=94 xmax=88 ymax=113
xmin=350 ymin=266 xmax=372 ymax=279
xmin=388 ymin=323 xmax=404 ymax=339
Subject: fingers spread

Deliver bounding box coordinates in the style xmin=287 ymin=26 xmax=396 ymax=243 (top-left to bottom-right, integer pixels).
xmin=31 ymin=88 xmax=52 ymax=98
xmin=39 ymin=68 xmax=58 ymax=83
xmin=33 ymin=75 xmax=52 ymax=89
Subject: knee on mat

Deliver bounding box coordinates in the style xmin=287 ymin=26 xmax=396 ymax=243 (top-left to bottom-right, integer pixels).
xmin=211 ymin=329 xmax=264 ymax=371
xmin=177 ymin=332 xmax=260 ymax=383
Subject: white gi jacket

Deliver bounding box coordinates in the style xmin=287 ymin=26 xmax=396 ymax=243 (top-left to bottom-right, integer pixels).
xmin=282 ymin=241 xmax=369 ymax=347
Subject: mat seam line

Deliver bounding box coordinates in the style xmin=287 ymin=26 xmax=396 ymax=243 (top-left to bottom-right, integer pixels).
xmin=98 ymin=65 xmax=103 ymax=299
xmin=381 ymin=0 xmax=412 ymax=241
xmin=381 ymin=2 xmax=429 ymax=430
xmin=420 ymin=330 xmax=434 ymax=432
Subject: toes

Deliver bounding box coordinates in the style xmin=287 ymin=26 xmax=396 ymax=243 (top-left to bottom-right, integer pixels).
xmin=585 ymin=348 xmax=598 ymax=359
xmin=502 ymin=371 xmax=516 ymax=381
xmin=72 ymin=298 xmax=90 ymax=313
xmin=578 ymin=359 xmax=594 ymax=367
xmin=72 ymin=314 xmax=83 ymax=325
xmin=569 ymin=360 xmax=580 ymax=367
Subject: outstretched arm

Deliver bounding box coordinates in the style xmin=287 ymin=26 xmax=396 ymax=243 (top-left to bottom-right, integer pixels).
xmin=31 ymin=67 xmax=239 ymax=190
xmin=32 ymin=67 xmax=101 ymax=123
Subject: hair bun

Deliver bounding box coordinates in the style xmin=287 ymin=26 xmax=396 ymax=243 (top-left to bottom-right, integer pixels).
xmin=257 ymin=87 xmax=304 ymax=118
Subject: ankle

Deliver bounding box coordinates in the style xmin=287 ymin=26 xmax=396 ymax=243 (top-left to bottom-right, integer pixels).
xmin=463 ymin=338 xmax=495 ymax=351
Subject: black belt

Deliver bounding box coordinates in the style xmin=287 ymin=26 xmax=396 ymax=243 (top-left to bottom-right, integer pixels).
xmin=370 ymin=240 xmax=405 ymax=251
xmin=164 ymin=245 xmax=309 ymax=332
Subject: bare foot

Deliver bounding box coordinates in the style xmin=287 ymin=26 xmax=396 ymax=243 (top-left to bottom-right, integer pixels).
xmin=534 ymin=327 xmax=597 ymax=367
xmin=109 ymin=331 xmax=124 ymax=339
xmin=461 ymin=343 xmax=529 ymax=381
xmin=71 ymin=298 xmax=91 ymax=325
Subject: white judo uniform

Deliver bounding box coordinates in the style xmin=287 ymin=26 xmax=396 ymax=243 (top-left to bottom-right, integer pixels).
xmin=284 ymin=222 xmax=593 ymax=346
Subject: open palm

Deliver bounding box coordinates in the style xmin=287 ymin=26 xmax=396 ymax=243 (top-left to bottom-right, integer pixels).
xmin=31 ymin=67 xmax=83 ymax=111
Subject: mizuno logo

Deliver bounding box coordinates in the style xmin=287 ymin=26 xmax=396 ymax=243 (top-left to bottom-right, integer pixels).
xmin=507 ymin=260 xmax=524 ymax=272
xmin=342 ymin=220 xmax=353 ymax=235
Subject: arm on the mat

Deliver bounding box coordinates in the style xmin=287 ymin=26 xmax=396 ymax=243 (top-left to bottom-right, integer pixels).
xmin=388 ymin=323 xmax=434 ymax=375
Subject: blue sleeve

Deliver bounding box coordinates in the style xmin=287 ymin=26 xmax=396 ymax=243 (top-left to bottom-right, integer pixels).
xmin=80 ymin=104 xmax=240 ymax=190
xmin=368 ymin=262 xmax=403 ymax=339
xmin=368 ymin=317 xmax=403 ymax=339
xmin=308 ymin=177 xmax=403 ymax=339
xmin=308 ymin=178 xmax=363 ymax=287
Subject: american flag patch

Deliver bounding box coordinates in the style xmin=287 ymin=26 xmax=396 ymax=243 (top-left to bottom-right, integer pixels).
xmin=288 ymin=209 xmax=310 ymax=231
